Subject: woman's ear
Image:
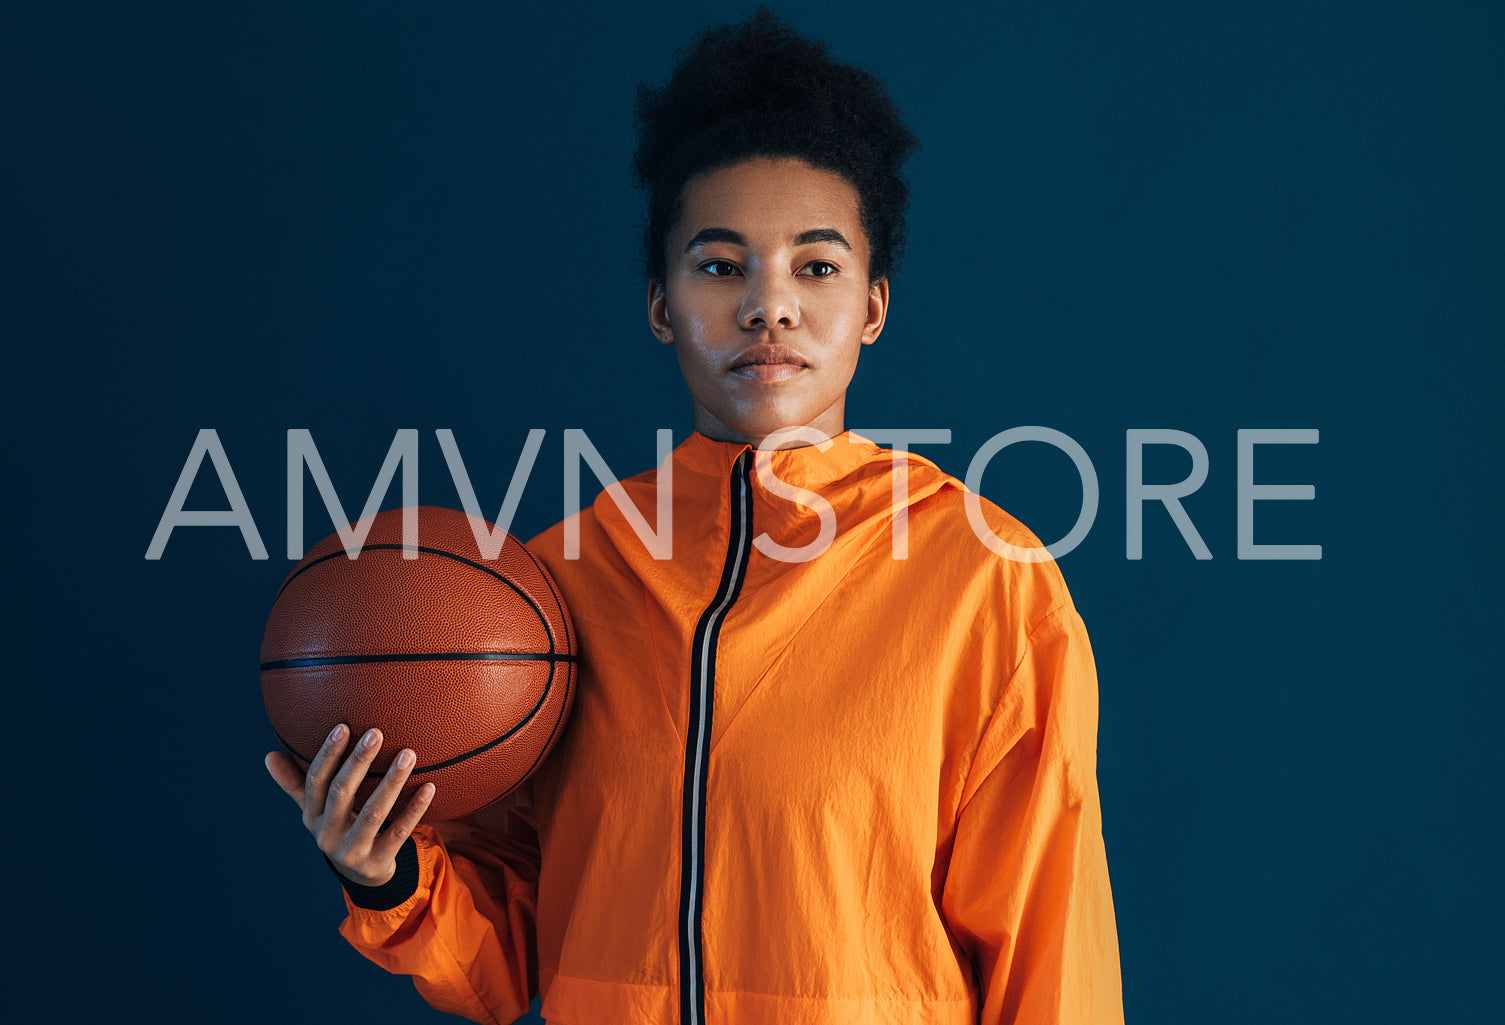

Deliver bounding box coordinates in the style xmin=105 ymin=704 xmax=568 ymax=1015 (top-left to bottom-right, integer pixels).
xmin=648 ymin=279 xmax=675 ymax=345
xmin=861 ymin=276 xmax=889 ymax=345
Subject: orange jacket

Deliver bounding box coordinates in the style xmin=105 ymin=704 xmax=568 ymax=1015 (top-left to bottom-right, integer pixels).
xmin=335 ymin=429 xmax=1124 ymax=1024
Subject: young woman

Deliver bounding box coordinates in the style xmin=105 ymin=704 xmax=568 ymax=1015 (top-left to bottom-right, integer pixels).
xmin=267 ymin=10 xmax=1124 ymax=1024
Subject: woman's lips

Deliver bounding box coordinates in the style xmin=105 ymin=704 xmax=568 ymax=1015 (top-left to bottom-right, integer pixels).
xmin=730 ymin=362 xmax=807 ymax=382
xmin=729 ymin=342 xmax=810 ymax=381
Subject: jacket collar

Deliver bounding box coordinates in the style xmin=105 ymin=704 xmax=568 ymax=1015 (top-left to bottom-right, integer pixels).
xmin=671 ymin=428 xmax=884 ymax=489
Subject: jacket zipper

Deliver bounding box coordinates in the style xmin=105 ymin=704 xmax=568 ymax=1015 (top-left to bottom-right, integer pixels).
xmin=679 ymin=448 xmax=754 ymax=1025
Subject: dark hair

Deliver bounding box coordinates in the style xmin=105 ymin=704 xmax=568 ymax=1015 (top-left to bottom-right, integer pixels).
xmin=632 ymin=7 xmax=920 ymax=285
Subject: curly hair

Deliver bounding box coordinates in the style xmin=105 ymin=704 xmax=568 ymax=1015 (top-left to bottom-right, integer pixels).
xmin=632 ymin=7 xmax=920 ymax=285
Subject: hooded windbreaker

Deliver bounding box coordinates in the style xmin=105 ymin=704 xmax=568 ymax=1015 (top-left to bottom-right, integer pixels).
xmin=333 ymin=428 xmax=1124 ymax=1025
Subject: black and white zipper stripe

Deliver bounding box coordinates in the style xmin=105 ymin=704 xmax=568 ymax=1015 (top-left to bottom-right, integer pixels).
xmin=679 ymin=449 xmax=755 ymax=1025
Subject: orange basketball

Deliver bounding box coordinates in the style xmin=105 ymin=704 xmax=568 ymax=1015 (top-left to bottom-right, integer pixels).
xmin=260 ymin=505 xmax=576 ymax=824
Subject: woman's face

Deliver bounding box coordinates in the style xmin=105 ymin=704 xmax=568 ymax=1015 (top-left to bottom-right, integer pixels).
xmin=649 ymin=157 xmax=889 ymax=448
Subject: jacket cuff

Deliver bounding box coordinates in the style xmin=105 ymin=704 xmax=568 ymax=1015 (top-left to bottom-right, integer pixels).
xmin=325 ymin=835 xmax=420 ymax=911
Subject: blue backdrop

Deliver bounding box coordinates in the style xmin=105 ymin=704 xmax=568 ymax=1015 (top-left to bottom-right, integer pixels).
xmin=8 ymin=1 xmax=1501 ymax=1021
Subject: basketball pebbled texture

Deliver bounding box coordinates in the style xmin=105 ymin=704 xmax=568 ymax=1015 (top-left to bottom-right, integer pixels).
xmin=261 ymin=505 xmax=577 ymax=824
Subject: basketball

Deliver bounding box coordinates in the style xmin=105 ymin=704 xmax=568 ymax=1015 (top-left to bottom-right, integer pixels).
xmin=260 ymin=505 xmax=577 ymax=824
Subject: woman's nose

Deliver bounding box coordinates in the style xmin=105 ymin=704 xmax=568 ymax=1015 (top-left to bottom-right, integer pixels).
xmin=738 ymin=271 xmax=799 ymax=329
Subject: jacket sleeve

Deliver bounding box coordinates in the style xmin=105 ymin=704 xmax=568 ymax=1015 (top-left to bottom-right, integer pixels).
xmin=333 ymin=780 xmax=542 ymax=1024
xmin=941 ymin=603 xmax=1125 ymax=1025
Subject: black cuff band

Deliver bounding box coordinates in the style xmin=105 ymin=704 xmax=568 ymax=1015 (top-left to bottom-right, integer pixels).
xmin=325 ymin=835 xmax=421 ymax=911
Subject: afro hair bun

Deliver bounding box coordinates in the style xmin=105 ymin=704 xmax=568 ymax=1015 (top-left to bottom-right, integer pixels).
xmin=632 ymin=6 xmax=920 ymax=283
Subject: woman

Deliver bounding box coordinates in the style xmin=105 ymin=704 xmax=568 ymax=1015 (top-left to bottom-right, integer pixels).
xmin=267 ymin=10 xmax=1124 ymax=1023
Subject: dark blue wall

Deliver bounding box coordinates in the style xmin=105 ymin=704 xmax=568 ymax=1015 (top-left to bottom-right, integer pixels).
xmin=9 ymin=1 xmax=1501 ymax=1021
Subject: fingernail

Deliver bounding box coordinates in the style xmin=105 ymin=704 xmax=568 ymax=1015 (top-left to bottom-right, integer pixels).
xmin=361 ymin=728 xmax=379 ymax=749
xmin=420 ymin=783 xmax=435 ymax=798
xmin=396 ymin=749 xmax=414 ymax=769
xmin=329 ymin=724 xmax=347 ymax=744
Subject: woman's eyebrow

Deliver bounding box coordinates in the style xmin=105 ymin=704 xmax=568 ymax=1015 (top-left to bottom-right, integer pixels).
xmin=683 ymin=226 xmax=853 ymax=252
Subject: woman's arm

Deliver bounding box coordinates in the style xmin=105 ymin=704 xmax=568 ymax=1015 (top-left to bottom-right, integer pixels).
xmin=334 ymin=792 xmax=541 ymax=1024
xmin=267 ymin=728 xmax=541 ymax=1025
xmin=941 ymin=604 xmax=1125 ymax=1025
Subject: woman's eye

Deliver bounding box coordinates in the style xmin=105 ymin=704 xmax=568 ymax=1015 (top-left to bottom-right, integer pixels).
xmin=803 ymin=261 xmax=837 ymax=278
xmin=701 ymin=260 xmax=739 ymax=277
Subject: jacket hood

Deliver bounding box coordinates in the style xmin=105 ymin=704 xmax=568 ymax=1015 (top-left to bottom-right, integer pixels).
xmin=585 ymin=428 xmax=959 ymax=575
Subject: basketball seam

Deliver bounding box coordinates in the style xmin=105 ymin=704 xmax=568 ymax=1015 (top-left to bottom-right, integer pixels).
xmin=511 ymin=541 xmax=577 ymax=799
xmin=274 ymin=543 xmax=553 ymax=655
xmin=516 ymin=539 xmax=572 ymax=657
xmin=260 ymin=652 xmax=578 ymax=671
xmin=274 ymin=660 xmax=558 ymax=778
xmin=492 ymin=658 xmax=576 ymax=806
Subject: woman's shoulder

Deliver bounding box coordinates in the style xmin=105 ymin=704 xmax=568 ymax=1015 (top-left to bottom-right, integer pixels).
xmin=882 ymin=452 xmax=1078 ymax=627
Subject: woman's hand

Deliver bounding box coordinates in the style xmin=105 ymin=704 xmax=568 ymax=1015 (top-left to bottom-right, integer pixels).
xmin=265 ymin=724 xmax=435 ymax=887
